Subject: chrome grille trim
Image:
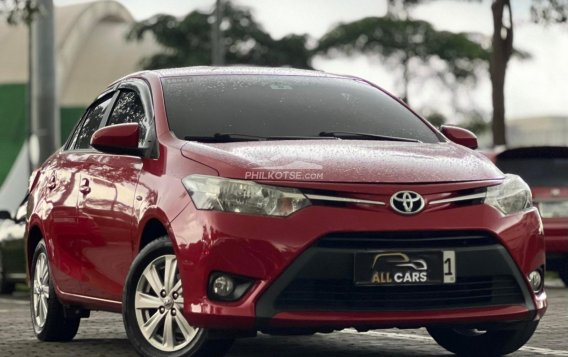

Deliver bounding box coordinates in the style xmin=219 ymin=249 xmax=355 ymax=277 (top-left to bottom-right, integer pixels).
xmin=306 ymin=190 xmax=487 ymax=208
xmin=305 ymin=194 xmax=385 ymax=206
xmin=429 ymin=192 xmax=486 ymax=205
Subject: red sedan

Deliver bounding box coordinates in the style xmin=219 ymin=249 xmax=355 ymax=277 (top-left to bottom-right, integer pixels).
xmin=25 ymin=67 xmax=546 ymax=357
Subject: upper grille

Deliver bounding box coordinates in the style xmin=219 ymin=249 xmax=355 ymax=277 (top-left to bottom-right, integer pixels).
xmin=317 ymin=231 xmax=497 ymax=249
xmin=275 ymin=276 xmax=524 ymax=311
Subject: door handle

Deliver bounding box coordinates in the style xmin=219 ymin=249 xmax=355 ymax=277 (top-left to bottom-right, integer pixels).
xmin=47 ymin=176 xmax=56 ymax=190
xmin=80 ymin=178 xmax=91 ymax=195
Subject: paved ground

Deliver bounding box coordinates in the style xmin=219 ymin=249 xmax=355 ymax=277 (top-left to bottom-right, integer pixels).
xmin=0 ymin=282 xmax=566 ymax=357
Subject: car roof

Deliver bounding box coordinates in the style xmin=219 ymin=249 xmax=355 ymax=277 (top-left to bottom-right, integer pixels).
xmin=150 ymin=66 xmax=351 ymax=79
xmin=105 ymin=67 xmax=368 ymax=96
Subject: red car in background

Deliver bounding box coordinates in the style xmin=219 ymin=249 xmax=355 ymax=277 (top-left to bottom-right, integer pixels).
xmin=25 ymin=67 xmax=546 ymax=357
xmin=488 ymin=146 xmax=568 ymax=285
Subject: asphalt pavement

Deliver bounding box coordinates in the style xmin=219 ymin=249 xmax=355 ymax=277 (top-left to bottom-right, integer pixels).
xmin=0 ymin=281 xmax=566 ymax=357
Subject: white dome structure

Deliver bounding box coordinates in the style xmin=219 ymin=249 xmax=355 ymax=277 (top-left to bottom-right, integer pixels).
xmin=0 ymin=0 xmax=160 ymax=106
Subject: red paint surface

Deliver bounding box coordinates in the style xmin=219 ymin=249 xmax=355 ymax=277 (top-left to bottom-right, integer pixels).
xmin=26 ymin=68 xmax=546 ymax=330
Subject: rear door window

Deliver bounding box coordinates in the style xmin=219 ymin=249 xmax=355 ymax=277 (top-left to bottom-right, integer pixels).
xmin=74 ymin=96 xmax=112 ymax=150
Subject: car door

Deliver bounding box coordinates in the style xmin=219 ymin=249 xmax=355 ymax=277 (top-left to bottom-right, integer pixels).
xmin=76 ymin=81 xmax=153 ymax=301
xmin=45 ymin=95 xmax=113 ymax=295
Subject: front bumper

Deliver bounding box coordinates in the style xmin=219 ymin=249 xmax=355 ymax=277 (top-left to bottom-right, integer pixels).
xmin=169 ymin=190 xmax=546 ymax=331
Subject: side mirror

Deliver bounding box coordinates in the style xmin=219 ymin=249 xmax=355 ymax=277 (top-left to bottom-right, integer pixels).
xmin=441 ymin=125 xmax=478 ymax=150
xmin=91 ymin=123 xmax=141 ymax=155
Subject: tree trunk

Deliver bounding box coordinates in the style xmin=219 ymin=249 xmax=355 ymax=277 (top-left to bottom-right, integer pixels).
xmin=490 ymin=0 xmax=513 ymax=147
xmin=402 ymin=55 xmax=410 ymax=104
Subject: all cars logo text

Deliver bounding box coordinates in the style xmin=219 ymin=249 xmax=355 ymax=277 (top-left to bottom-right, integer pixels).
xmin=371 ymin=252 xmax=428 ymax=284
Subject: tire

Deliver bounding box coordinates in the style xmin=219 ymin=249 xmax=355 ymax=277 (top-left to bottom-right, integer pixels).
xmin=557 ymin=259 xmax=568 ymax=287
xmin=0 ymin=251 xmax=16 ymax=294
xmin=427 ymin=321 xmax=539 ymax=356
xmin=123 ymin=237 xmax=233 ymax=357
xmin=30 ymin=240 xmax=80 ymax=341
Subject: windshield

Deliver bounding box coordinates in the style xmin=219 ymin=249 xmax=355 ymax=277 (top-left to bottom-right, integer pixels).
xmin=496 ymin=158 xmax=568 ymax=187
xmin=161 ymin=75 xmax=441 ymax=143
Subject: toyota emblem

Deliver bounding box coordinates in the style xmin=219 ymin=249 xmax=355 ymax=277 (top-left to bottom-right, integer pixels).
xmin=390 ymin=191 xmax=425 ymax=215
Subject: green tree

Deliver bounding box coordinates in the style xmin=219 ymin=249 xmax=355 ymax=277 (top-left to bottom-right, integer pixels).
xmin=127 ymin=2 xmax=312 ymax=69
xmin=490 ymin=0 xmax=567 ymax=146
xmin=424 ymin=111 xmax=446 ymax=128
xmin=383 ymin=0 xmax=567 ymax=146
xmin=458 ymin=110 xmax=490 ymax=136
xmin=316 ymin=16 xmax=489 ymax=105
xmin=0 ymin=0 xmax=36 ymax=24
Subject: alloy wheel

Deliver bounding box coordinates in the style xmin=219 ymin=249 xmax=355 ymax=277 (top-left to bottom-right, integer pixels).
xmin=134 ymin=254 xmax=199 ymax=352
xmin=32 ymin=252 xmax=50 ymax=329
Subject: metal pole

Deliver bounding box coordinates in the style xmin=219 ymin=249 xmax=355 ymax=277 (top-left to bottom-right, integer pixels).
xmin=30 ymin=0 xmax=59 ymax=167
xmin=27 ymin=21 xmax=32 ymax=174
xmin=211 ymin=0 xmax=224 ymax=65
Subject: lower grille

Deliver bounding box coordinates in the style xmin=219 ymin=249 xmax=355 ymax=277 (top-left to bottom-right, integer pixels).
xmin=257 ymin=232 xmax=531 ymax=318
xmin=275 ymin=276 xmax=524 ymax=311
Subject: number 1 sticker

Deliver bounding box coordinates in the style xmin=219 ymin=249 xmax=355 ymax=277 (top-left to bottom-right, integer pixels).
xmin=443 ymin=251 xmax=456 ymax=283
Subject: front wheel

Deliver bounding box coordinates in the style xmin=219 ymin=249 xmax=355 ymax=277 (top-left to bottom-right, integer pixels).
xmin=427 ymin=321 xmax=539 ymax=356
xmin=30 ymin=240 xmax=80 ymax=341
xmin=123 ymin=237 xmax=233 ymax=357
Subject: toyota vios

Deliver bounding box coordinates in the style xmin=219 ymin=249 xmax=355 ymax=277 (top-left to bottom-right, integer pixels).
xmin=25 ymin=67 xmax=546 ymax=357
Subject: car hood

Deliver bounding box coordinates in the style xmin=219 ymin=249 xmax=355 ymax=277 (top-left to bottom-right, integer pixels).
xmin=180 ymin=140 xmax=503 ymax=183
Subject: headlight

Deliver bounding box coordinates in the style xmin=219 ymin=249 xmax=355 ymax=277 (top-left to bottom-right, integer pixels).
xmin=182 ymin=175 xmax=311 ymax=217
xmin=484 ymin=174 xmax=532 ymax=215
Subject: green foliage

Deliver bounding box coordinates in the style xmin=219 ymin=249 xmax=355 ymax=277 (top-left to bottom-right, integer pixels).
xmin=531 ymin=0 xmax=568 ymax=23
xmin=425 ymin=112 xmax=446 ymax=128
xmin=317 ymin=16 xmax=489 ymax=84
xmin=0 ymin=0 xmax=38 ymax=25
xmin=128 ymin=2 xmax=312 ymax=70
xmin=459 ymin=111 xmax=490 ymax=135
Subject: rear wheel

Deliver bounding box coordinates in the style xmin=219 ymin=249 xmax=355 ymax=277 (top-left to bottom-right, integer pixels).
xmin=123 ymin=237 xmax=233 ymax=357
xmin=427 ymin=321 xmax=539 ymax=356
xmin=30 ymin=240 xmax=80 ymax=341
xmin=0 ymin=251 xmax=16 ymax=294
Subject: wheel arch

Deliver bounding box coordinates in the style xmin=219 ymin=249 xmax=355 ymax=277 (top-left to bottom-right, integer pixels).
xmin=136 ymin=210 xmax=180 ymax=254
xmin=26 ymin=224 xmax=44 ymax=279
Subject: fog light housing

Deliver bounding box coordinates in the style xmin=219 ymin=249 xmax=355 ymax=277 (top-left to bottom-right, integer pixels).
xmin=528 ymin=270 xmax=543 ymax=292
xmin=212 ymin=275 xmax=235 ymax=297
xmin=208 ymin=272 xmax=254 ymax=302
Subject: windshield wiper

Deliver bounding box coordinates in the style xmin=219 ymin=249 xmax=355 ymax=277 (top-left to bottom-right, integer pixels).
xmin=318 ymin=131 xmax=421 ymax=143
xmin=184 ymin=133 xmax=338 ymax=142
